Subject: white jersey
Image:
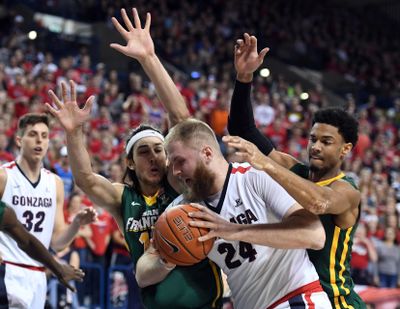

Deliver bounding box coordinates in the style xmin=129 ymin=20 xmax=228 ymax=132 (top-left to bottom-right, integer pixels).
xmin=0 ymin=161 xmax=57 ymax=267
xmin=171 ymin=162 xmax=321 ymax=309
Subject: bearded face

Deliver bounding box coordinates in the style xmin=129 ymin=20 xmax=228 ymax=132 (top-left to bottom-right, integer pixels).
xmin=183 ymin=160 xmax=216 ymax=202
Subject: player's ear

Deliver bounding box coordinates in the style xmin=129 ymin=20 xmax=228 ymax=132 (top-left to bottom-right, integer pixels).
xmin=125 ymin=157 xmax=135 ymax=170
xmin=340 ymin=142 xmax=352 ymax=159
xmin=202 ymin=146 xmax=213 ymax=163
xmin=15 ymin=135 xmax=22 ymax=148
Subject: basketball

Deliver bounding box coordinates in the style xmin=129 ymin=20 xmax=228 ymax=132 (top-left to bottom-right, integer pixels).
xmin=153 ymin=204 xmax=214 ymax=266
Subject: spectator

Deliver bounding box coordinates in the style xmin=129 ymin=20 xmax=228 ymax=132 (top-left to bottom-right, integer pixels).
xmin=375 ymin=227 xmax=400 ymax=288
xmin=351 ymin=222 xmax=379 ymax=286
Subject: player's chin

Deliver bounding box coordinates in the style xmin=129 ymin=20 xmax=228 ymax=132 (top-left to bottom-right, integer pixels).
xmin=146 ymin=173 xmax=163 ymax=184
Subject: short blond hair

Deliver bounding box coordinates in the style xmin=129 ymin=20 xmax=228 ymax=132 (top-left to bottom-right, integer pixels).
xmin=165 ymin=119 xmax=220 ymax=151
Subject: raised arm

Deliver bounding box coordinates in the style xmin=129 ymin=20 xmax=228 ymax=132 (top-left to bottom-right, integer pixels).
xmin=228 ymin=33 xmax=297 ymax=168
xmin=46 ymin=81 xmax=123 ymax=220
xmin=188 ymin=203 xmax=325 ymax=250
xmin=0 ymin=203 xmax=84 ymax=292
xmin=110 ymin=8 xmax=190 ymax=127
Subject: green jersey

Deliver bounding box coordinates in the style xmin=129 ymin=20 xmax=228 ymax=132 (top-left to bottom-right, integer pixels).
xmin=121 ymin=180 xmax=222 ymax=309
xmin=291 ymin=163 xmax=366 ymax=309
xmin=0 ymin=201 xmax=5 ymax=224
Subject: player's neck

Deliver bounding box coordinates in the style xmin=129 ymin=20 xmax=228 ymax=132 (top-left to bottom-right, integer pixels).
xmin=209 ymin=159 xmax=229 ymax=195
xmin=309 ymin=167 xmax=342 ymax=183
xmin=16 ymin=157 xmax=42 ymax=183
xmin=140 ymin=183 xmax=160 ymax=197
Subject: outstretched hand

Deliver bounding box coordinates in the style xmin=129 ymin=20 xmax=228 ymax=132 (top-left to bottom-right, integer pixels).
xmin=222 ymin=135 xmax=269 ymax=171
xmin=110 ymin=8 xmax=155 ymax=62
xmin=73 ymin=207 xmax=98 ymax=226
xmin=46 ymin=80 xmax=94 ymax=133
xmin=235 ymin=33 xmax=269 ymax=78
xmin=188 ymin=203 xmax=239 ymax=242
xmin=56 ymin=263 xmax=85 ymax=292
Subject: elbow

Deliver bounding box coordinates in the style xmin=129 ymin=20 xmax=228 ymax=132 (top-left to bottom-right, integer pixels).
xmin=307 ymin=198 xmax=330 ymax=215
xmin=135 ymin=272 xmax=149 ymax=288
xmin=74 ymin=174 xmax=96 ymax=191
xmin=51 ymin=243 xmax=64 ymax=252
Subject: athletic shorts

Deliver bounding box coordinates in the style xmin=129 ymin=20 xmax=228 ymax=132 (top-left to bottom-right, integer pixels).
xmin=0 ymin=262 xmax=47 ymax=309
xmin=268 ymin=280 xmax=332 ymax=309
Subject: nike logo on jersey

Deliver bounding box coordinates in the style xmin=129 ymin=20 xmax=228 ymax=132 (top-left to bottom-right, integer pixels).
xmin=131 ymin=202 xmax=142 ymax=207
xmin=234 ymin=198 xmax=243 ymax=207
xmin=159 ymin=233 xmax=179 ymax=253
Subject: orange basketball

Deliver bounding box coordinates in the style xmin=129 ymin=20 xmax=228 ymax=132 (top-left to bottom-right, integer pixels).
xmin=153 ymin=204 xmax=214 ymax=266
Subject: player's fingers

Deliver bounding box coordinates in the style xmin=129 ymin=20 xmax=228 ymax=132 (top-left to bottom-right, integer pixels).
xmin=83 ymin=95 xmax=94 ymax=114
xmin=110 ymin=43 xmax=129 ymax=56
xmin=64 ymin=281 xmax=77 ymax=292
xmin=45 ymin=103 xmax=58 ymax=116
xmin=48 ymin=90 xmax=63 ymax=109
xmin=111 ymin=17 xmax=129 ymax=40
xmin=259 ymin=47 xmax=270 ymax=60
xmin=188 ymin=210 xmax=208 ymax=220
xmin=69 ymin=80 xmax=76 ymax=102
xmin=132 ymin=8 xmax=142 ymax=28
xmin=198 ymin=233 xmax=214 ymax=242
xmin=144 ymin=12 xmax=151 ymax=31
xmin=189 ymin=203 xmax=206 ymax=211
xmin=243 ymin=33 xmax=251 ymax=45
xmin=189 ymin=220 xmax=215 ymax=230
xmin=250 ymin=35 xmax=257 ymax=48
xmin=61 ymin=81 xmax=68 ymax=103
xmin=121 ymin=8 xmax=134 ymax=31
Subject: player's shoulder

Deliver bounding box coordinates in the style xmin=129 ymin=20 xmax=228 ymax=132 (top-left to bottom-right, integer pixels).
xmin=1 ymin=161 xmax=17 ymax=170
xmin=230 ymin=162 xmax=271 ymax=183
xmin=230 ymin=162 xmax=252 ymax=174
xmin=41 ymin=166 xmax=57 ymax=176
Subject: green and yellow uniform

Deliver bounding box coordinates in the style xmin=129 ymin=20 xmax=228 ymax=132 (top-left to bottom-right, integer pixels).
xmin=291 ymin=163 xmax=366 ymax=309
xmin=121 ymin=179 xmax=222 ymax=309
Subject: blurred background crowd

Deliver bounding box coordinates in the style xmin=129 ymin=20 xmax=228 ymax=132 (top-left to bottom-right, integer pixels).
xmin=0 ymin=0 xmax=399 ymax=308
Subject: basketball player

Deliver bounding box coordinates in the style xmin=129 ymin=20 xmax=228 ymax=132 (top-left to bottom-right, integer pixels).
xmin=225 ymin=33 xmax=365 ymax=308
xmin=46 ymin=8 xmax=223 ymax=309
xmin=0 ymin=113 xmax=97 ymax=308
xmin=162 ymin=118 xmax=331 ymax=309
xmin=0 ymin=200 xmax=85 ymax=293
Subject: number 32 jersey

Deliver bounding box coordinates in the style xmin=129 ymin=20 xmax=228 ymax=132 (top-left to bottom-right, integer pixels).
xmin=172 ymin=163 xmax=322 ymax=309
xmin=0 ymin=161 xmax=57 ymax=267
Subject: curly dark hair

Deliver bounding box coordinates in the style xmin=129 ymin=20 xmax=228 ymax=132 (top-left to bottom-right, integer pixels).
xmin=312 ymin=107 xmax=358 ymax=147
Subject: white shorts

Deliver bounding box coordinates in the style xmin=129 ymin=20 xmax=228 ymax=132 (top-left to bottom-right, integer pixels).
xmin=268 ymin=280 xmax=332 ymax=309
xmin=0 ymin=262 xmax=47 ymax=309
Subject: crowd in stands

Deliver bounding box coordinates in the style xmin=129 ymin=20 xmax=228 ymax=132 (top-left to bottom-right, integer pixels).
xmin=14 ymin=0 xmax=399 ymax=103
xmin=0 ymin=1 xmax=400 ymax=308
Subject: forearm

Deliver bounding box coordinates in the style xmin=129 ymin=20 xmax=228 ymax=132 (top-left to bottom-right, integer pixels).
xmin=66 ymin=129 xmax=96 ymax=189
xmin=51 ymin=221 xmax=80 ymax=251
xmin=18 ymin=234 xmax=64 ymax=277
xmin=228 ymin=79 xmax=255 ymax=133
xmin=135 ymin=251 xmax=174 ymax=288
xmin=140 ymin=55 xmax=190 ymax=127
xmin=65 ymin=129 xmax=121 ymax=211
xmin=228 ymin=79 xmax=275 ymax=156
xmin=261 ymin=159 xmax=332 ymax=214
xmin=226 ymin=211 xmax=324 ymax=250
